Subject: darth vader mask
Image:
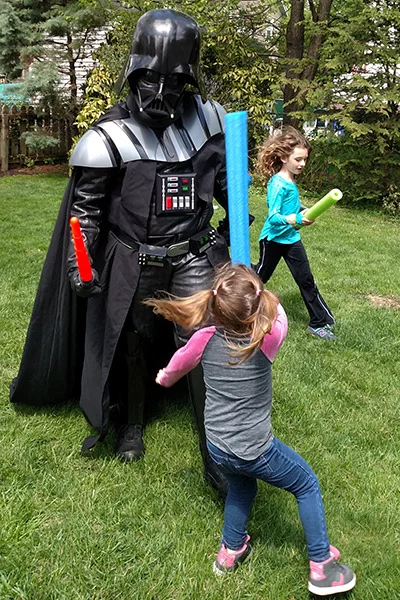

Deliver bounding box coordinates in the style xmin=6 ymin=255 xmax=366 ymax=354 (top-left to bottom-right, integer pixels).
xmin=128 ymin=69 xmax=189 ymax=128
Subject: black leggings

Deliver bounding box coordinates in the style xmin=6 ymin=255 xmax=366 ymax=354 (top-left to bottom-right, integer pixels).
xmin=255 ymin=239 xmax=334 ymax=328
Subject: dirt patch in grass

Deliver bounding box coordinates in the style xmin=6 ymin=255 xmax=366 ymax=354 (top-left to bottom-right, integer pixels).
xmin=0 ymin=164 xmax=69 ymax=177
xmin=367 ymin=294 xmax=400 ymax=310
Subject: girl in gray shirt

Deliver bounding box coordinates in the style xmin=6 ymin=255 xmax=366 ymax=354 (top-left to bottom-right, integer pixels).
xmin=145 ymin=262 xmax=355 ymax=596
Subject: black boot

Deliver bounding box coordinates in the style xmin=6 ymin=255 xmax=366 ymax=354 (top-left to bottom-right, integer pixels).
xmin=204 ymin=461 xmax=229 ymax=498
xmin=116 ymin=424 xmax=145 ymax=462
xmin=186 ymin=365 xmax=229 ymax=498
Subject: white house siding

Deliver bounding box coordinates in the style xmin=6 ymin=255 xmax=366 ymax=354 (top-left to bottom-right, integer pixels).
xmin=38 ymin=28 xmax=109 ymax=98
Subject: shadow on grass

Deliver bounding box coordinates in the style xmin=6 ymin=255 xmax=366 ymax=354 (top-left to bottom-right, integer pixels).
xmin=250 ymin=485 xmax=308 ymax=555
xmin=274 ymin=289 xmax=309 ymax=325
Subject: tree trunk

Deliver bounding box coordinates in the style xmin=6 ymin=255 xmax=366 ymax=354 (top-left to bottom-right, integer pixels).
xmin=302 ymin=0 xmax=333 ymax=82
xmin=283 ymin=0 xmax=305 ymax=126
xmin=283 ymin=0 xmax=333 ymax=127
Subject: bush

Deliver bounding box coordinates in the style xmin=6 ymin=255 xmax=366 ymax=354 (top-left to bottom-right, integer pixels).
xmin=382 ymin=185 xmax=400 ymax=216
xmin=20 ymin=130 xmax=59 ymax=164
xmin=305 ymin=133 xmax=400 ymax=207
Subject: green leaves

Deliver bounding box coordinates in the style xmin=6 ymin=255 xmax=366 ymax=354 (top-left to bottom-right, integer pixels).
xmin=75 ymin=65 xmax=117 ymax=136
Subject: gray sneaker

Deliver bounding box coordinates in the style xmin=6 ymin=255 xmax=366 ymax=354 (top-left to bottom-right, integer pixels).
xmin=308 ymin=555 xmax=356 ymax=596
xmin=307 ymin=325 xmax=338 ymax=341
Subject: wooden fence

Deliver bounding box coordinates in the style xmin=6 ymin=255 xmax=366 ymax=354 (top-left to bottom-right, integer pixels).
xmin=0 ymin=105 xmax=71 ymax=171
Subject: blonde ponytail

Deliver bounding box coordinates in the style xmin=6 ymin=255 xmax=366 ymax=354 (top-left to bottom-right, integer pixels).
xmin=143 ymin=289 xmax=212 ymax=330
xmin=226 ymin=288 xmax=278 ymax=364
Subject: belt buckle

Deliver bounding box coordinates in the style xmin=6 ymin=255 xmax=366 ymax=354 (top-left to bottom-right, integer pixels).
xmin=138 ymin=244 xmax=167 ymax=267
xmin=166 ymin=240 xmax=190 ymax=257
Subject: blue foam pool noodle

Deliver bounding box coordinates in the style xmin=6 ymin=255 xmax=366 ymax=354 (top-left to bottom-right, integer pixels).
xmin=224 ymin=111 xmax=250 ymax=266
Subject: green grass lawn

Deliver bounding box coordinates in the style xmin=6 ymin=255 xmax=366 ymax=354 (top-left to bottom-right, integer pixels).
xmin=1 ymin=173 xmax=399 ymax=599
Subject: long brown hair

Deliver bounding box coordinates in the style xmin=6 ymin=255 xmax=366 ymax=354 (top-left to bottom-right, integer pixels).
xmin=143 ymin=263 xmax=278 ymax=364
xmin=256 ymin=125 xmax=310 ymax=183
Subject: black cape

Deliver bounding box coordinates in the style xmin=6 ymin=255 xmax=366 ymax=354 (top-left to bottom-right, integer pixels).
xmin=10 ymin=169 xmax=86 ymax=407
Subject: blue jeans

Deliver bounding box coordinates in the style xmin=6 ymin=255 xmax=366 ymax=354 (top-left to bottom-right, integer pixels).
xmin=207 ymin=437 xmax=330 ymax=562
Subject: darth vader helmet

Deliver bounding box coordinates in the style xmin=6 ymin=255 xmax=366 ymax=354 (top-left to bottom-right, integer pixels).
xmin=115 ymin=9 xmax=207 ymax=127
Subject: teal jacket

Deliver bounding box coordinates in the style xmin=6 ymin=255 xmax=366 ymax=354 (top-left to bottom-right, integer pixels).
xmin=259 ymin=174 xmax=304 ymax=244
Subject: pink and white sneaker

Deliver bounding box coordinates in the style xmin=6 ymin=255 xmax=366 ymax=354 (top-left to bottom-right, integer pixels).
xmin=213 ymin=535 xmax=252 ymax=575
xmin=308 ymin=550 xmax=356 ymax=596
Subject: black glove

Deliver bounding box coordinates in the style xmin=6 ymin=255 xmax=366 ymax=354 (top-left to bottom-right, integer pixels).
xmin=217 ymin=217 xmax=230 ymax=245
xmin=217 ymin=214 xmax=255 ymax=247
xmin=68 ymin=268 xmax=102 ymax=298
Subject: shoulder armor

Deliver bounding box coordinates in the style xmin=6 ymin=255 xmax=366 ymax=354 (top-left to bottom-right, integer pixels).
xmin=179 ymin=97 xmax=225 ymax=153
xmin=69 ymin=128 xmax=122 ymax=168
xmin=70 ymin=95 xmax=227 ymax=167
xmin=199 ymin=98 xmax=227 ymax=135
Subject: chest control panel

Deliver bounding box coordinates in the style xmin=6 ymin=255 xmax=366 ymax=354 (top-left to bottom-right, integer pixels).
xmin=156 ymin=173 xmax=196 ymax=215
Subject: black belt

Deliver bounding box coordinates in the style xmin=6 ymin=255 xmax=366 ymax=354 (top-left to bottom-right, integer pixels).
xmin=110 ymin=227 xmax=217 ymax=267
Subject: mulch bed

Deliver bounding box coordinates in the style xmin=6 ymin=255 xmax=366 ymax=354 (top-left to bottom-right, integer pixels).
xmin=0 ymin=164 xmax=69 ymax=177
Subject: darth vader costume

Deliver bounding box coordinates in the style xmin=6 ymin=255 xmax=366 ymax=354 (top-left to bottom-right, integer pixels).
xmin=10 ymin=9 xmax=231 ymax=495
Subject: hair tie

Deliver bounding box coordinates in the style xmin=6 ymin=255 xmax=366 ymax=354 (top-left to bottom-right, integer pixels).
xmin=212 ymin=289 xmax=217 ymax=296
xmin=256 ymin=289 xmax=261 ymax=296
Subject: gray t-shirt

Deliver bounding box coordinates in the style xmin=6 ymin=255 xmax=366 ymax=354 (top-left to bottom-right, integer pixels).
xmin=157 ymin=304 xmax=287 ymax=461
xmin=203 ymin=329 xmax=274 ymax=459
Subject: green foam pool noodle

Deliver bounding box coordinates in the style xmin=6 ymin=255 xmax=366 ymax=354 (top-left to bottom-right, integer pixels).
xmin=303 ymin=188 xmax=343 ymax=220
